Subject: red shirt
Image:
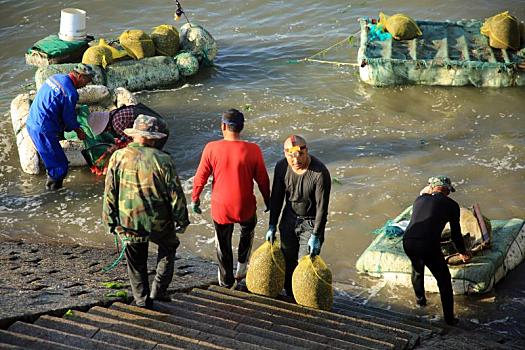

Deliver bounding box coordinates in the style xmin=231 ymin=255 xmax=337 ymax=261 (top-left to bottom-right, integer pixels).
xmin=192 ymin=140 xmax=270 ymax=224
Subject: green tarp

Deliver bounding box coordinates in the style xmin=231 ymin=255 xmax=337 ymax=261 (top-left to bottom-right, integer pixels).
xmin=64 ymin=105 xmax=115 ymax=164
xmin=28 ymin=35 xmax=89 ymax=58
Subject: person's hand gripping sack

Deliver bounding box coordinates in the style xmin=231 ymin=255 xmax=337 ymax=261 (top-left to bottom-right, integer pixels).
xmin=265 ymin=224 xmax=276 ymax=243
xmin=308 ymin=234 xmax=321 ymax=257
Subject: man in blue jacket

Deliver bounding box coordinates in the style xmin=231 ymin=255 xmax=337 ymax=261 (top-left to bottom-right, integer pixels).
xmin=26 ymin=63 xmax=94 ymax=190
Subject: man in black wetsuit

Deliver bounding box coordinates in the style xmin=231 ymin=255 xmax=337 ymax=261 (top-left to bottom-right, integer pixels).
xmin=403 ymin=176 xmax=471 ymax=326
xmin=265 ymin=135 xmax=331 ymax=298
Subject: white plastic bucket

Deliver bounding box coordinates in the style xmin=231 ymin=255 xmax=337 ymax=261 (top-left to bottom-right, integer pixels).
xmin=58 ymin=8 xmax=87 ymax=41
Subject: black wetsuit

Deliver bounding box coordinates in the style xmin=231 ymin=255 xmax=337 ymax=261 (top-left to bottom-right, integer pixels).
xmin=269 ymin=156 xmax=331 ymax=295
xmin=403 ymin=192 xmax=466 ymax=322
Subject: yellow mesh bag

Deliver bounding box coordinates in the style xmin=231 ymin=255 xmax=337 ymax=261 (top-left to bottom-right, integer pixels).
xmin=98 ymin=38 xmax=129 ymax=60
xmin=292 ymin=255 xmax=333 ymax=311
xmin=481 ymin=11 xmax=520 ymax=50
xmin=119 ymin=30 xmax=156 ymax=60
xmin=379 ymin=12 xmax=422 ymax=40
xmin=246 ymin=241 xmax=286 ymax=298
xmin=82 ymin=45 xmax=113 ymax=68
xmin=151 ymin=24 xmax=180 ymax=56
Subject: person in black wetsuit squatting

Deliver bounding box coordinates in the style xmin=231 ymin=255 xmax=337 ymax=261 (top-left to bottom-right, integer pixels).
xmin=265 ymin=135 xmax=331 ymax=299
xmin=403 ymin=175 xmax=472 ymax=326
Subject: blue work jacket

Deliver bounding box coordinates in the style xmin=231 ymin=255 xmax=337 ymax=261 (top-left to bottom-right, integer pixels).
xmin=27 ymin=74 xmax=80 ymax=134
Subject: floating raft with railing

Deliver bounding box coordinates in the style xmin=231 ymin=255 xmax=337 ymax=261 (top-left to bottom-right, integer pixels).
xmin=358 ymin=18 xmax=525 ymax=87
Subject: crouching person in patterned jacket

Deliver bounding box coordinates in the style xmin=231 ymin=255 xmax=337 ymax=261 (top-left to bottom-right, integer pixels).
xmin=102 ymin=115 xmax=190 ymax=309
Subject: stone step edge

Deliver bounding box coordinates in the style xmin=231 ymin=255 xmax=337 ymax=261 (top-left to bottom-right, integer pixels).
xmin=0 ymin=299 xmax=115 ymax=330
xmin=200 ymin=287 xmax=413 ymax=340
xmin=0 ymin=343 xmax=25 ymax=349
xmin=8 ymin=321 xmax=130 ymax=350
xmin=92 ymin=305 xmax=313 ymax=350
xmin=112 ymin=302 xmax=349 ymax=350
xmin=90 ymin=308 xmax=286 ymax=350
xmin=101 ymin=304 xmax=274 ymax=347
xmin=69 ymin=309 xmax=227 ymax=350
xmin=331 ymin=304 xmax=434 ymax=341
xmin=0 ymin=329 xmax=81 ymax=350
xmin=208 ymin=285 xmax=434 ymax=340
xmin=185 ymin=289 xmax=402 ymax=350
xmin=332 ymin=298 xmax=443 ymax=334
xmin=151 ymin=300 xmax=369 ymax=350
xmin=36 ymin=314 xmax=160 ymax=350
xmin=332 ymin=291 xmax=432 ymax=321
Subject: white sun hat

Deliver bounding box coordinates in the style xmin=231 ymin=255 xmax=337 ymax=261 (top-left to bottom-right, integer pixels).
xmin=87 ymin=111 xmax=110 ymax=135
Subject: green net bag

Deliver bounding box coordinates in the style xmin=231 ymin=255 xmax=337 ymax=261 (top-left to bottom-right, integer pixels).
xmin=379 ymin=12 xmax=422 ymax=40
xmin=246 ymin=241 xmax=286 ymax=298
xmin=175 ymin=52 xmax=199 ymax=76
xmin=180 ymin=23 xmax=218 ymax=64
xmin=151 ymin=24 xmax=180 ymax=56
xmin=292 ymin=255 xmax=333 ymax=310
xmin=82 ymin=45 xmax=113 ymax=68
xmin=119 ymin=30 xmax=156 ymax=60
xmin=481 ymin=11 xmax=520 ymax=50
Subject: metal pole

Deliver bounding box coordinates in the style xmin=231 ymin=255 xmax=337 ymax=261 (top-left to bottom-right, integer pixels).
xmin=175 ymin=0 xmax=192 ymax=27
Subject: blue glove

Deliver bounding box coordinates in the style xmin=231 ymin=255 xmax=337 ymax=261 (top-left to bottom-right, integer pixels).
xmin=191 ymin=200 xmax=202 ymax=214
xmin=308 ymin=234 xmax=321 ymax=257
xmin=265 ymin=225 xmax=276 ymax=243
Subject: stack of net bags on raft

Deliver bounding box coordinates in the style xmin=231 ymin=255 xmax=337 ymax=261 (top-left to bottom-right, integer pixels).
xmin=480 ymin=11 xmax=525 ymax=51
xmin=246 ymin=241 xmax=333 ymax=311
xmin=35 ymin=23 xmax=218 ymax=92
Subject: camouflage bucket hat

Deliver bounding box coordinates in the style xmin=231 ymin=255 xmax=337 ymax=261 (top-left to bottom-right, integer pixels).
xmin=428 ymin=175 xmax=455 ymax=192
xmin=123 ymin=114 xmax=167 ymax=139
xmin=74 ymin=63 xmax=96 ymax=77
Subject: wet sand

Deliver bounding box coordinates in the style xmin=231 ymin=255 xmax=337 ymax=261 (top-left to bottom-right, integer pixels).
xmin=0 ymin=237 xmax=216 ymax=328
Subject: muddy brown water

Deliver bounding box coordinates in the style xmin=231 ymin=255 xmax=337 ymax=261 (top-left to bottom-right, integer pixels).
xmin=0 ymin=0 xmax=524 ymax=337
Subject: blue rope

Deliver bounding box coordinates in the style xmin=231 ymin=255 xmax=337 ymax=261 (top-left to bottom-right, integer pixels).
xmin=373 ymin=220 xmax=405 ymax=237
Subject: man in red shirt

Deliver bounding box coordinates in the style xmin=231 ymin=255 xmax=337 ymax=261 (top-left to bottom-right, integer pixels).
xmin=192 ymin=109 xmax=270 ymax=288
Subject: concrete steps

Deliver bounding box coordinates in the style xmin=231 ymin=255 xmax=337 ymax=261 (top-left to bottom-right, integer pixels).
xmin=0 ymin=285 xmax=445 ymax=349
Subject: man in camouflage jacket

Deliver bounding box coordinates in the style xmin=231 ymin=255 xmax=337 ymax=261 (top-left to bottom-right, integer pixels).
xmin=103 ymin=114 xmax=189 ymax=308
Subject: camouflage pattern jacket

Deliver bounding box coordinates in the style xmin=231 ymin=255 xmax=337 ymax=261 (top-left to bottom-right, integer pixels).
xmin=103 ymin=142 xmax=190 ymax=237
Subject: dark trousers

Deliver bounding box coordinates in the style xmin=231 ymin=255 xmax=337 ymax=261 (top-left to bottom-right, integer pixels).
xmin=279 ymin=215 xmax=322 ymax=296
xmin=213 ymin=216 xmax=256 ymax=287
xmin=403 ymin=238 xmax=455 ymax=321
xmin=125 ymin=231 xmax=180 ymax=306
